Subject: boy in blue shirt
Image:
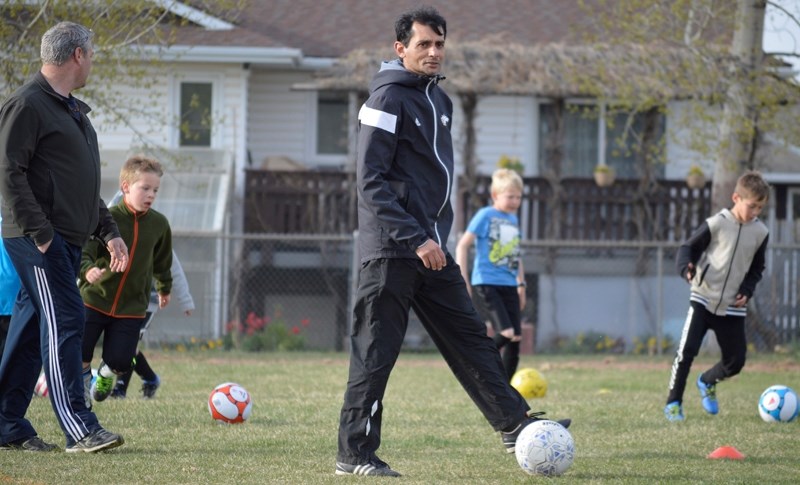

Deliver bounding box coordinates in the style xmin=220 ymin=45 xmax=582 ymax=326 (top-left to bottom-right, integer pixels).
xmin=0 ymin=213 xmax=21 ymax=358
xmin=456 ymin=168 xmax=526 ymax=379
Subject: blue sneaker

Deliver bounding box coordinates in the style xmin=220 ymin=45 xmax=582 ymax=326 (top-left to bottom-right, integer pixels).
xmin=142 ymin=375 xmax=160 ymax=399
xmin=664 ymin=401 xmax=684 ymax=422
xmin=696 ymin=376 xmax=718 ymax=414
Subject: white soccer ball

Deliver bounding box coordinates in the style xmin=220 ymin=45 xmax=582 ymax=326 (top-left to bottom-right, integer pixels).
xmin=515 ymin=420 xmax=574 ymax=476
xmin=34 ymin=372 xmax=48 ymax=397
xmin=208 ymin=382 xmax=253 ymax=424
xmin=758 ymin=385 xmax=798 ymax=423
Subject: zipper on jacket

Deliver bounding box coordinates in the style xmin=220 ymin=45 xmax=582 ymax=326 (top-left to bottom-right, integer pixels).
xmin=110 ymin=210 xmax=139 ymax=315
xmin=713 ymin=223 xmax=742 ymax=314
xmin=424 ymin=77 xmax=450 ymax=247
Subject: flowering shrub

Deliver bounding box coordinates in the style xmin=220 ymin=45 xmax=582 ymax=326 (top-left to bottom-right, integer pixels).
xmin=552 ymin=331 xmax=626 ymax=354
xmin=497 ymin=154 xmax=524 ymax=174
xmin=161 ymin=337 xmax=224 ymax=352
xmin=223 ymin=308 xmax=310 ymax=351
xmin=631 ymin=334 xmax=674 ymax=355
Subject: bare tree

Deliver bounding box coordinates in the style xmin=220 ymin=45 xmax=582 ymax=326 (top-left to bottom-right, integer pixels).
xmin=0 ymin=0 xmax=246 ymax=151
xmin=578 ymin=0 xmax=799 ymax=211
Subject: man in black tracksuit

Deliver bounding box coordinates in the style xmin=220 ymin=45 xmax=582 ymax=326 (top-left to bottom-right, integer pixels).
xmin=0 ymin=22 xmax=128 ymax=453
xmin=335 ymin=7 xmax=569 ymax=477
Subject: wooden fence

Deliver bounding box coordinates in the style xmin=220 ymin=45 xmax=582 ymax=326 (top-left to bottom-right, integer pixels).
xmin=244 ymin=169 xmax=357 ymax=234
xmin=245 ymin=169 xmax=712 ymax=242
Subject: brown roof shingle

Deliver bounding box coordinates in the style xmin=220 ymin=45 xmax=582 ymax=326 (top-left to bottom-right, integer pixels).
xmin=181 ymin=0 xmax=599 ymax=56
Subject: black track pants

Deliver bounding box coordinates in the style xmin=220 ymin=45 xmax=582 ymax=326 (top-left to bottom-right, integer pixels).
xmin=337 ymin=256 xmax=529 ymax=464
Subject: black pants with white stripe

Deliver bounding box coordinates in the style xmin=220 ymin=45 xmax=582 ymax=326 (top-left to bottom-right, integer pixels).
xmin=0 ymin=234 xmax=100 ymax=447
xmin=666 ymin=300 xmax=747 ymax=405
xmin=337 ymin=256 xmax=530 ymax=465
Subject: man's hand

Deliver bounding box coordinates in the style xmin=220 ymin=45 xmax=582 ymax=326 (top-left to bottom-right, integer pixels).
xmin=415 ymin=239 xmax=446 ymax=271
xmin=158 ymin=293 xmax=171 ymax=309
xmin=733 ymin=294 xmax=748 ymax=307
xmin=36 ymin=239 xmax=52 ymax=254
xmin=106 ymin=237 xmax=129 ymax=272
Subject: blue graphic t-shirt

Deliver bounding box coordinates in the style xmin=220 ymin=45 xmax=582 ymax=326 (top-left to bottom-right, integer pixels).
xmin=466 ymin=206 xmax=520 ymax=286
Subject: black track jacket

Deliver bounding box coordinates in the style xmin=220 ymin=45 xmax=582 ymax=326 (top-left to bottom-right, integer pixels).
xmin=355 ymin=59 xmax=455 ymax=263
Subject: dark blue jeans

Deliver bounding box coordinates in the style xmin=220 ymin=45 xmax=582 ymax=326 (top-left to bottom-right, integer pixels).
xmin=336 ymin=256 xmax=529 ymax=464
xmin=0 ymin=234 xmax=100 ymax=447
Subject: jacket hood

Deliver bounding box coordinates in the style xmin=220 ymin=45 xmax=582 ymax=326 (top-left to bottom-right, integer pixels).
xmin=369 ymin=59 xmax=445 ymax=94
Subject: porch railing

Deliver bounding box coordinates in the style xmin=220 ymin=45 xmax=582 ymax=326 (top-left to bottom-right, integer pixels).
xmin=244 ymin=169 xmax=712 ymax=242
xmin=458 ymin=176 xmax=712 ymax=242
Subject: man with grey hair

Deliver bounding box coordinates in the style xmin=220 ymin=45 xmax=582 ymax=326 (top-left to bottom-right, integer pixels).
xmin=0 ymin=21 xmax=128 ymax=453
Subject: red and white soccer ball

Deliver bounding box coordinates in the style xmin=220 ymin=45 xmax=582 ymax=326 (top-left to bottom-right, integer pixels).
xmin=34 ymin=372 xmax=48 ymax=397
xmin=208 ymin=382 xmax=252 ymax=424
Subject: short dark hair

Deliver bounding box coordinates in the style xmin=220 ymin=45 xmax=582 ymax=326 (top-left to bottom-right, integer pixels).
xmin=735 ymin=170 xmax=770 ymax=202
xmin=395 ymin=6 xmax=446 ymax=46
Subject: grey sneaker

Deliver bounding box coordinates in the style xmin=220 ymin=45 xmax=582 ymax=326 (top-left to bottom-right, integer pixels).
xmin=334 ymin=461 xmax=401 ymax=477
xmin=0 ymin=436 xmax=59 ymax=452
xmin=66 ymin=428 xmax=124 ymax=453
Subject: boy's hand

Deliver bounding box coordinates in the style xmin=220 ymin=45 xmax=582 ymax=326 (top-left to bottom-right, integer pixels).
xmin=184 ymin=310 xmax=193 ymax=317
xmin=86 ymin=267 xmax=106 ymax=284
xmin=158 ymin=293 xmax=171 ymax=309
xmin=733 ymin=294 xmax=748 ymax=307
xmin=685 ymin=263 xmax=696 ymax=282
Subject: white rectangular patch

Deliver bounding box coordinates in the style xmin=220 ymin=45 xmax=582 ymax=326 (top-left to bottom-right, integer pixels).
xmin=359 ymin=105 xmax=397 ymax=134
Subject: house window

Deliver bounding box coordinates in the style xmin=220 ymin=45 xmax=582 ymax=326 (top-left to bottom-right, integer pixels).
xmin=316 ymin=91 xmax=349 ymax=155
xmin=179 ymin=82 xmax=212 ymax=147
xmin=539 ymin=102 xmax=665 ymax=179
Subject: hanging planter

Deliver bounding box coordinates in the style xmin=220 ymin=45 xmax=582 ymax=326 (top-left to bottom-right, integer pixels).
xmin=686 ymin=165 xmax=706 ymax=189
xmin=593 ymin=165 xmax=615 ymax=187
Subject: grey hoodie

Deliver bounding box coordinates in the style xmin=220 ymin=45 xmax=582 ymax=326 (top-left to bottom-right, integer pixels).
xmin=676 ymin=208 xmax=769 ymax=316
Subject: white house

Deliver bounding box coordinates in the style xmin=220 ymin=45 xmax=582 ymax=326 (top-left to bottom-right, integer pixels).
xmin=78 ymin=0 xmax=799 ymax=349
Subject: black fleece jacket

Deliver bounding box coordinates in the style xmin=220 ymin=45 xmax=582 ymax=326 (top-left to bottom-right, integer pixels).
xmin=0 ymin=72 xmax=119 ymax=247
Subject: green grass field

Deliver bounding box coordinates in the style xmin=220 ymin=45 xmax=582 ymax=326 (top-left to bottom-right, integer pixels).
xmin=1 ymin=351 xmax=798 ymax=484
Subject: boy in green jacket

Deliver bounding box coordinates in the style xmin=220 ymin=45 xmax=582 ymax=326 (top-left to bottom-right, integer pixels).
xmin=80 ymin=155 xmax=172 ymax=404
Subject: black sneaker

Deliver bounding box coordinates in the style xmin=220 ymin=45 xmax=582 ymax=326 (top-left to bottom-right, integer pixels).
xmin=501 ymin=412 xmax=572 ymax=454
xmin=335 ymin=461 xmax=402 ymax=477
xmin=141 ymin=375 xmax=160 ymax=399
xmin=110 ymin=386 xmax=127 ymax=399
xmin=0 ymin=436 xmax=59 ymax=452
xmin=66 ymin=428 xmax=124 ymax=453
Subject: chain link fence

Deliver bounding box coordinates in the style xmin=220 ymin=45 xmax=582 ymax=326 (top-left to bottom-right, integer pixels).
xmin=142 ymin=234 xmax=800 ymax=355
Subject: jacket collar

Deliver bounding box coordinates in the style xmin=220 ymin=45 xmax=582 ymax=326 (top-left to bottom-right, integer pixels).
xmin=33 ymin=71 xmax=92 ymax=114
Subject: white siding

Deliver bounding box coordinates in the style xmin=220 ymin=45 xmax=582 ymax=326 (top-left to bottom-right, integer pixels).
xmin=91 ymin=63 xmax=246 ymax=155
xmin=664 ymin=100 xmax=720 ymax=179
xmin=449 ymin=94 xmax=536 ymax=176
xmin=473 ymin=95 xmax=536 ymax=176
xmin=247 ymin=69 xmax=314 ymax=168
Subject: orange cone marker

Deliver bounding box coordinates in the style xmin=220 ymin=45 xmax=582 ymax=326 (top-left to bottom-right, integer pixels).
xmin=707 ymin=446 xmax=745 ymax=460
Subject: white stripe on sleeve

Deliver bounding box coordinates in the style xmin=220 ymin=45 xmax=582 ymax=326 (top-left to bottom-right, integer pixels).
xmin=359 ymin=105 xmax=397 ymax=134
